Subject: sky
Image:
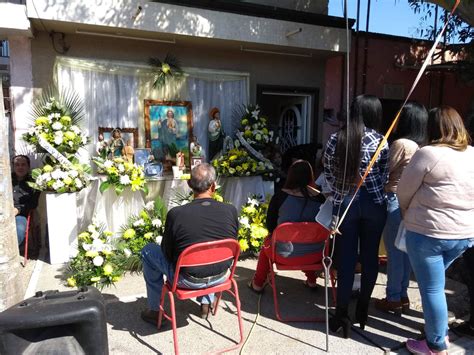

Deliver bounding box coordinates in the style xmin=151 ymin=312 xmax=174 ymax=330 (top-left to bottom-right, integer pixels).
xmin=328 ymin=0 xmax=431 ymax=40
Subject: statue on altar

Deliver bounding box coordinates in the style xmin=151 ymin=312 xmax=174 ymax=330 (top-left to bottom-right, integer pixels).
xmin=208 ymin=107 xmax=224 ymax=160
xmin=176 ymin=151 xmax=185 ymax=170
xmin=190 ymin=135 xmax=204 ymax=158
xmin=123 ymin=139 xmax=135 ymax=163
xmin=96 ymin=133 xmax=109 ymax=159
xmin=110 ymin=128 xmax=125 ymax=158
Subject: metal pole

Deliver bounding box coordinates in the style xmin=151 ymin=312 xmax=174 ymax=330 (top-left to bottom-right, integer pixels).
xmin=362 ymin=0 xmax=371 ymax=93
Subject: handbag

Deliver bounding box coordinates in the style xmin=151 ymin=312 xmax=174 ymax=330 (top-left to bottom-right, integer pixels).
xmin=394 ymin=220 xmax=407 ymax=253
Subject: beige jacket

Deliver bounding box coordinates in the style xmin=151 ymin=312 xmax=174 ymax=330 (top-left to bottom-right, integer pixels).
xmin=398 ymin=145 xmax=474 ymax=239
xmin=385 ymin=138 xmax=419 ymax=193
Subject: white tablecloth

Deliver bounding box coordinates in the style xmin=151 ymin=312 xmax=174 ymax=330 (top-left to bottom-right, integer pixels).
xmin=76 ymin=175 xmax=274 ymax=233
xmin=218 ymin=176 xmax=274 ymax=211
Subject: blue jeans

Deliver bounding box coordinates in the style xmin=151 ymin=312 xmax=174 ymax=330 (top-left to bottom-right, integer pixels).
xmin=141 ymin=243 xmax=227 ymax=311
xmin=16 ymin=215 xmax=27 ymax=245
xmin=406 ymin=231 xmax=474 ymax=351
xmin=334 ymin=187 xmax=387 ymax=306
xmin=383 ymin=193 xmax=411 ymax=301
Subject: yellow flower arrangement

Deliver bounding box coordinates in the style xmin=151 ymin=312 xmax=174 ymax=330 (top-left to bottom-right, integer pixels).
xmin=237 ymin=195 xmax=269 ymax=253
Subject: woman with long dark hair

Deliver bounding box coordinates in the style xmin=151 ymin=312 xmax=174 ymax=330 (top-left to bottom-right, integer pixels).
xmin=399 ymin=106 xmax=474 ymax=354
xmin=249 ymin=160 xmax=325 ymax=292
xmin=324 ymin=94 xmax=389 ymax=338
xmin=375 ymin=102 xmax=428 ymax=314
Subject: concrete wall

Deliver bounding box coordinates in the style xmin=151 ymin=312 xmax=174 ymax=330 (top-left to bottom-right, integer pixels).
xmin=30 ymin=31 xmax=328 ymax=141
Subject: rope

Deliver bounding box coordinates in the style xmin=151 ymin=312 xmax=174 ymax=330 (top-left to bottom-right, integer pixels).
xmin=239 ymin=293 xmax=262 ymax=355
xmin=333 ymin=0 xmax=461 ymax=233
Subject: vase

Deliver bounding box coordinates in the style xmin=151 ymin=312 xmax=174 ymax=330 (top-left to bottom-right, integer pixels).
xmin=46 ymin=192 xmax=78 ymax=264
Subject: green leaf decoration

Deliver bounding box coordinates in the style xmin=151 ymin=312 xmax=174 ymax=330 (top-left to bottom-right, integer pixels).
xmin=114 ymin=184 xmax=124 ymax=195
xmin=149 ymin=53 xmax=184 ymax=89
xmin=99 ymin=181 xmax=111 ymax=193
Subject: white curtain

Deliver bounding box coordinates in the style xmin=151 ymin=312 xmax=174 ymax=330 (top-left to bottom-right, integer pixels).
xmin=55 ymin=57 xmax=249 ymax=162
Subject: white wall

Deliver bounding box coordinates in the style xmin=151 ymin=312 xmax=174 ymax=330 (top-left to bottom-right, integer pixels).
xmin=242 ymin=0 xmax=328 ymax=14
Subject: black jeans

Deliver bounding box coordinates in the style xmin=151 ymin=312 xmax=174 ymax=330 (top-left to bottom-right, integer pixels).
xmin=333 ymin=187 xmax=387 ymax=307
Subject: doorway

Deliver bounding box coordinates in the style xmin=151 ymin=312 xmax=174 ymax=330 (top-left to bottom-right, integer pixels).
xmin=257 ymin=85 xmax=319 ymax=154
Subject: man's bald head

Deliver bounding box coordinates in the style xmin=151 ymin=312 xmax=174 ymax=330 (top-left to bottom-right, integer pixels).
xmin=188 ymin=163 xmax=217 ymax=194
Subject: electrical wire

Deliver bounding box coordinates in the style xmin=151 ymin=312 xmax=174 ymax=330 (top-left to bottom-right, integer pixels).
xmin=238 ymin=293 xmax=261 ymax=355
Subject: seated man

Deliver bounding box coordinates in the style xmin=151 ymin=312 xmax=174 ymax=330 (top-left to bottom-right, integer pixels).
xmin=12 ymin=155 xmax=40 ymax=247
xmin=140 ymin=163 xmax=238 ymax=324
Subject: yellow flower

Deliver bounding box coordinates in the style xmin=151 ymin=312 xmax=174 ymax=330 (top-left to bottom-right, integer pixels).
xmin=85 ymin=250 xmax=99 ymax=258
xmin=243 ymin=206 xmax=256 ymax=214
xmin=63 ymin=177 xmax=73 ymax=185
xmin=228 ymin=168 xmax=236 ymax=174
xmin=239 ymin=239 xmax=249 ymax=252
xmin=229 ymin=155 xmax=237 ymax=161
xmin=161 ymin=63 xmax=171 ymax=74
xmin=250 ymin=239 xmax=260 ymax=247
xmin=144 ymin=232 xmax=154 ymax=240
xmin=78 ymin=232 xmax=90 ymax=240
xmin=213 ymin=194 xmax=223 ymax=202
xmin=251 ymin=224 xmax=268 ymax=239
xmin=103 ymin=263 xmax=113 ymax=275
xmin=242 ymin=163 xmax=249 ymax=171
xmin=123 ymin=229 xmax=136 ymax=240
xmin=35 ymin=116 xmax=49 ymax=125
xmin=64 ymin=131 xmax=76 ymax=141
xmin=66 ymin=277 xmax=76 ymax=287
xmin=90 ymin=276 xmax=101 ymax=282
xmin=60 ymin=116 xmax=71 ymax=125
xmin=104 ymin=231 xmax=113 ymax=237
xmin=112 ymin=276 xmax=121 ymax=282
xmin=236 ymin=166 xmax=242 ymax=172
xmin=244 ymin=130 xmax=252 ymax=138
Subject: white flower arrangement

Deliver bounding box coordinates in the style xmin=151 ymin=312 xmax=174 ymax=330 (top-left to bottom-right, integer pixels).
xmin=29 ymin=164 xmax=90 ymax=193
xmin=239 ymin=104 xmax=273 ymax=149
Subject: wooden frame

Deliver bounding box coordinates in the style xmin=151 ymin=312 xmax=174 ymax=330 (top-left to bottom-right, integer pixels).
xmin=98 ymin=127 xmax=138 ymax=148
xmin=144 ymin=100 xmax=193 ymax=172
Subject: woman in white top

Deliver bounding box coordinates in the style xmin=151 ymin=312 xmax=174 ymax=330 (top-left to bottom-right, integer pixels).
xmin=398 ymin=106 xmax=474 ymax=355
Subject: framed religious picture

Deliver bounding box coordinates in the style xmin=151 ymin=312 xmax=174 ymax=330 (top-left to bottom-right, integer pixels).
xmin=191 ymin=157 xmax=204 ymax=170
xmin=144 ymin=100 xmax=193 ymax=172
xmin=134 ymin=148 xmax=152 ymax=167
xmin=98 ymin=127 xmax=138 ymax=159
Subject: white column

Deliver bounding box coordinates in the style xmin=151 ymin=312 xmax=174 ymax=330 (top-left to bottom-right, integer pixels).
xmin=8 ymin=35 xmax=35 ymax=155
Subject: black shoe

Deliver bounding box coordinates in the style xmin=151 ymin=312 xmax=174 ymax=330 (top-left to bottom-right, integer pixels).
xmin=329 ymin=306 xmax=352 ymax=339
xmin=452 ymin=321 xmax=474 ymax=337
xmin=141 ymin=309 xmax=159 ymax=326
xmin=355 ymin=299 xmax=369 ymax=330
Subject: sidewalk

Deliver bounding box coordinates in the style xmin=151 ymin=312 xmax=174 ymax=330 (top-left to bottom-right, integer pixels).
xmin=19 ymin=253 xmax=474 ymax=354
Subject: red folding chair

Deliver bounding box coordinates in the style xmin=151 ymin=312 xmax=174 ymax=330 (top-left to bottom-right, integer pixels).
xmin=158 ymin=239 xmax=244 ymax=355
xmin=268 ymin=222 xmax=337 ymax=322
xmin=22 ymin=209 xmax=35 ymax=267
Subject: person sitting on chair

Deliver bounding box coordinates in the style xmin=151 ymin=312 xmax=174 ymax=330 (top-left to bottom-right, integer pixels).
xmin=248 ymin=160 xmax=325 ymax=293
xmin=11 ymin=155 xmax=40 ymax=248
xmin=140 ymin=163 xmax=238 ymax=324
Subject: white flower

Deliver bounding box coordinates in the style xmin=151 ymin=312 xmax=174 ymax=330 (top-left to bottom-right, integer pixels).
xmin=69 ymin=170 xmax=78 ymax=178
xmin=90 ymin=231 xmax=100 ymax=240
xmin=133 ymin=219 xmax=145 ymax=227
xmin=74 ymin=178 xmax=83 ymax=189
xmin=118 ymin=164 xmax=125 ymax=173
xmin=103 ymin=160 xmax=113 ymax=169
xmin=82 ymin=243 xmax=92 ymax=252
xmin=82 ymin=136 xmax=87 ymax=145
xmin=155 ymin=235 xmax=163 ymax=244
xmin=93 ymin=255 xmax=104 ymax=267
xmin=69 ymin=248 xmax=79 ymax=258
xmin=145 ymin=201 xmax=154 ymax=210
xmin=52 ymin=121 xmax=63 ymax=130
xmin=54 ymin=135 xmax=63 ymax=145
xmin=68 ymin=141 xmax=74 ymax=147
xmin=44 ymin=102 xmax=52 ymax=110
xmin=53 ymin=112 xmax=61 ymax=118
xmin=88 ymin=224 xmax=97 ymax=233
xmin=102 ymin=244 xmax=113 ymax=254
xmin=239 ymin=216 xmax=250 ymax=228
xmin=123 ymin=248 xmax=132 ymax=257
xmin=252 ymin=124 xmax=258 ymax=130
xmin=251 ymin=109 xmax=260 ymax=119
xmin=234 ymin=140 xmax=240 ymax=148
xmin=71 ymin=125 xmax=81 ymax=134
xmin=120 ymin=175 xmax=131 ymax=185
xmin=52 ymin=180 xmax=65 ymax=190
xmin=247 ymin=198 xmax=259 ymax=207
xmin=152 ymin=219 xmax=162 ymax=228
xmin=92 ymin=238 xmax=105 ymax=252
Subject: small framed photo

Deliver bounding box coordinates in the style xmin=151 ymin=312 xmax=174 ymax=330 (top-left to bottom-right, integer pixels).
xmin=98 ymin=127 xmax=138 ymax=148
xmin=191 ymin=157 xmax=203 ymax=170
xmin=134 ymin=148 xmax=152 ymax=167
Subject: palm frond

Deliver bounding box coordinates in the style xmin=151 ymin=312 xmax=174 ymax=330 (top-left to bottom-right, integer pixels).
xmin=153 ymin=196 xmax=168 ymax=222
xmin=164 ymin=53 xmax=181 ymax=71
xmin=148 ymin=57 xmax=163 ymax=67
xmin=116 ymin=254 xmax=143 ymax=273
